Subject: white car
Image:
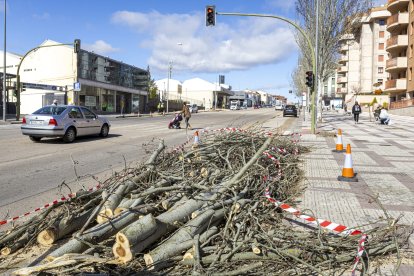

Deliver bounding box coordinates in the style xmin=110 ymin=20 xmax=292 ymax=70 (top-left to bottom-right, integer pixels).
xmin=187 ymin=104 xmax=198 ymax=113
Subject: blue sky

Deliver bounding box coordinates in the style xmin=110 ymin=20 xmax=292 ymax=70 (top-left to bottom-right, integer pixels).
xmin=2 ymin=0 xmax=387 ymax=100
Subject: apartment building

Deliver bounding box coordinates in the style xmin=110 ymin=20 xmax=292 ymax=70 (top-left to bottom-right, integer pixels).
xmin=385 ymin=0 xmax=411 ymax=108
xmin=338 ymin=6 xmax=390 ymax=106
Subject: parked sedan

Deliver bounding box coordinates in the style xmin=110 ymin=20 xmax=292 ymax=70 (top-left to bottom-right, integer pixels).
xmin=283 ymin=105 xmax=298 ymax=117
xmin=21 ymin=105 xmax=111 ymax=143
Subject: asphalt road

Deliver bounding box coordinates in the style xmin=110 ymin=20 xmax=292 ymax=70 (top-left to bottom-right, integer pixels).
xmin=0 ymin=108 xmax=292 ymax=219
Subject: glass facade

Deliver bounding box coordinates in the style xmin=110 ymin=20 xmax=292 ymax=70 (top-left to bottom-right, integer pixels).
xmin=76 ymin=50 xmax=149 ymax=114
xmin=77 ymin=50 xmax=149 ymax=90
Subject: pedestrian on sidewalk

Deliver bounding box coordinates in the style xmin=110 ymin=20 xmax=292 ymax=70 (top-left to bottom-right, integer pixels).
xmin=379 ymin=108 xmax=391 ymax=125
xmin=182 ymin=102 xmax=192 ymax=130
xmin=352 ymin=101 xmax=362 ymax=124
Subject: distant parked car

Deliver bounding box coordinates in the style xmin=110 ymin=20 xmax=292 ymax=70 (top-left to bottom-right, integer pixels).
xmin=283 ymin=105 xmax=298 ymax=117
xmin=21 ymin=105 xmax=111 ymax=143
xmin=187 ymin=104 xmax=198 ymax=113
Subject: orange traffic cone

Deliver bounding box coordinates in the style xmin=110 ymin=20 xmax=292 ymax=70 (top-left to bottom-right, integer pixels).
xmin=337 ymin=144 xmax=358 ymax=182
xmin=332 ymin=129 xmax=346 ymax=152
xmin=194 ymin=131 xmax=200 ymax=145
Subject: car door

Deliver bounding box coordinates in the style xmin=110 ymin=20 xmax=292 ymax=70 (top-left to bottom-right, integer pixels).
xmin=80 ymin=107 xmax=102 ymax=135
xmin=67 ymin=107 xmax=89 ymax=136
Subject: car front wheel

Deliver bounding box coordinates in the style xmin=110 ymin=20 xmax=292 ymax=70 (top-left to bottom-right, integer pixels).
xmin=29 ymin=136 xmax=42 ymax=142
xmin=63 ymin=127 xmax=76 ymax=143
xmin=99 ymin=124 xmax=109 ymax=137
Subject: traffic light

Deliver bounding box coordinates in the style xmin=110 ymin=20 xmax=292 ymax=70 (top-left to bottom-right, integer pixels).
xmin=305 ymin=71 xmax=314 ymax=88
xmin=74 ymin=39 xmax=81 ymax=53
xmin=206 ymin=5 xmax=216 ymax=26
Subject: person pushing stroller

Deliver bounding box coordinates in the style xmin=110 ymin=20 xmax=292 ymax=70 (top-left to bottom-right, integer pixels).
xmin=168 ymin=112 xmax=183 ymax=129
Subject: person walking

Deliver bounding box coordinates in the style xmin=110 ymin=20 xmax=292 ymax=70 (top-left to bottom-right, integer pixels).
xmin=352 ymin=101 xmax=362 ymax=124
xmin=182 ymin=102 xmax=192 ymax=130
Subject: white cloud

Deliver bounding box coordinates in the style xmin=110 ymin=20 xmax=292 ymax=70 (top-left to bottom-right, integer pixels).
xmin=111 ymin=10 xmax=297 ymax=74
xmin=83 ymin=40 xmax=119 ymax=55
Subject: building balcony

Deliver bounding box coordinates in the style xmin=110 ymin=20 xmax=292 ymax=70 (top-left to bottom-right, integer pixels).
xmin=386 ymin=35 xmax=408 ymax=50
xmin=337 ymin=76 xmax=348 ymax=84
xmin=387 ymin=12 xmax=409 ymax=32
xmin=389 ymin=98 xmax=414 ymax=109
xmin=384 ymin=78 xmax=407 ymax=92
xmin=338 ymin=34 xmax=354 ymax=41
xmin=336 ymin=87 xmax=347 ymax=94
xmin=337 ymin=66 xmax=347 ymax=73
xmin=338 ymin=55 xmax=348 ymax=64
xmin=385 ymin=56 xmax=407 ymax=72
xmin=387 ymin=0 xmax=409 ymax=14
xmin=339 ymin=44 xmax=349 ymax=53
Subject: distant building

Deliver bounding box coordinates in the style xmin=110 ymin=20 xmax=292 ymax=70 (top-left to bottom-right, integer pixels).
xmin=385 ymin=0 xmax=411 ymax=108
xmin=19 ymin=39 xmax=149 ymax=115
xmin=182 ymin=78 xmax=233 ymax=109
xmin=337 ymin=6 xmax=390 ymax=106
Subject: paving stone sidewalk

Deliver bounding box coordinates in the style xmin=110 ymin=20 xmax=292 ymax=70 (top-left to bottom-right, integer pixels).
xmin=284 ymin=111 xmax=414 ymax=275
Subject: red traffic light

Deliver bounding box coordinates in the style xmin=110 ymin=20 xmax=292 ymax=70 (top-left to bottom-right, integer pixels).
xmin=206 ymin=5 xmax=216 ymax=26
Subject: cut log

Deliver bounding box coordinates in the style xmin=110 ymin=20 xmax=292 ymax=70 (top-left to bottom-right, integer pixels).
xmin=46 ymin=207 xmax=147 ymax=260
xmin=96 ymin=183 xmax=128 ymax=224
xmin=112 ymin=214 xmax=157 ymax=263
xmin=37 ymin=209 xmax=93 ymax=246
xmin=144 ymin=209 xmax=225 ymax=270
xmin=1 ymin=232 xmax=30 ymax=256
xmin=112 ymin=198 xmax=206 ymax=263
xmin=114 ymin=198 xmax=143 ymax=216
xmin=161 ymin=193 xmax=183 ymax=210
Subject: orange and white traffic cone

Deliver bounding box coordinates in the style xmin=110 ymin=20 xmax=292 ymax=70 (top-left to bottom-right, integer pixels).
xmin=337 ymin=144 xmax=358 ymax=182
xmin=194 ymin=131 xmax=200 ymax=145
xmin=332 ymin=128 xmax=346 ymax=152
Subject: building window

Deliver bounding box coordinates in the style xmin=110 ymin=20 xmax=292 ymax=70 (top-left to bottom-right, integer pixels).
xmin=379 ymin=31 xmax=385 ymax=38
xmin=379 ymin=43 xmax=384 ymax=50
xmin=378 ymin=55 xmax=384 ymax=62
xmin=378 ymin=67 xmax=384 ymax=74
xmin=377 ymin=79 xmax=383 ymax=84
xmin=379 ymin=19 xmax=385 ymax=26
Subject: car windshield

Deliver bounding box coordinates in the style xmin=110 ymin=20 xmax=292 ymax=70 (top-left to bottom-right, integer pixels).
xmin=285 ymin=105 xmax=295 ymax=109
xmin=32 ymin=106 xmax=67 ymax=115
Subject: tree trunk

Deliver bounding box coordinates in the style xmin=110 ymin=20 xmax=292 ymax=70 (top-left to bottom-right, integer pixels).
xmin=37 ymin=209 xmax=93 ymax=246
xmin=112 ymin=198 xmax=206 ymax=263
xmin=144 ymin=209 xmax=224 ymax=270
xmin=96 ymin=183 xmax=128 ymax=223
xmin=46 ymin=207 xmax=146 ymax=261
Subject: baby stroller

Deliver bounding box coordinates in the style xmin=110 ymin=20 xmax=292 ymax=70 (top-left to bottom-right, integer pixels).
xmin=168 ymin=113 xmax=183 ymax=129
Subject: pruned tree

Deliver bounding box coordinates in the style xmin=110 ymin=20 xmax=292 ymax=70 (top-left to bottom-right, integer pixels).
xmin=292 ymin=0 xmax=372 ymax=86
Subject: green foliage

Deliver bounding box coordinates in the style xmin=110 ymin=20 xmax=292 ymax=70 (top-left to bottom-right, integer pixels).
xmin=382 ymin=102 xmax=388 ymax=109
xmin=370 ymin=97 xmax=378 ymax=106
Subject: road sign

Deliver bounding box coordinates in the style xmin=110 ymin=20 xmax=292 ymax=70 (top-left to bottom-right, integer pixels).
xmin=74 ymin=82 xmax=81 ymax=92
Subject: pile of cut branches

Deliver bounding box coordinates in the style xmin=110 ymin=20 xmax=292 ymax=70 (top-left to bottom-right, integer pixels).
xmin=0 ymin=129 xmax=411 ymax=275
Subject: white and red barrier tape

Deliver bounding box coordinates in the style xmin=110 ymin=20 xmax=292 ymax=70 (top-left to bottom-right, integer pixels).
xmin=0 ymin=184 xmax=101 ymax=226
xmin=352 ymin=234 xmax=368 ymax=275
xmin=264 ymin=189 xmax=362 ymax=236
xmin=263 ymin=149 xmax=367 ymax=274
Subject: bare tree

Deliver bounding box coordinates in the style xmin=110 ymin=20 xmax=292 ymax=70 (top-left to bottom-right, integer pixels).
xmin=294 ymin=0 xmax=372 ymax=83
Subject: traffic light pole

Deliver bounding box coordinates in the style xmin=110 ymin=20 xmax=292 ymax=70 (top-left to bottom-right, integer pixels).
xmin=15 ymin=42 xmax=74 ymax=121
xmin=216 ymin=12 xmax=317 ymax=133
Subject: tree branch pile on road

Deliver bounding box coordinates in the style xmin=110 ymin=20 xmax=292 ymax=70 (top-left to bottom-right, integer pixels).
xmin=0 ymin=128 xmax=411 ymax=275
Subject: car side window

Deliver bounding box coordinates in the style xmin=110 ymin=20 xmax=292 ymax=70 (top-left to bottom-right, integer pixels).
xmin=68 ymin=107 xmax=83 ymax=119
xmin=81 ymin=107 xmax=96 ymax=119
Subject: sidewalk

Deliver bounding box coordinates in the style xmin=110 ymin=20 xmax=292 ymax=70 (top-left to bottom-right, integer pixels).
xmin=292 ymin=111 xmax=414 ymax=274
